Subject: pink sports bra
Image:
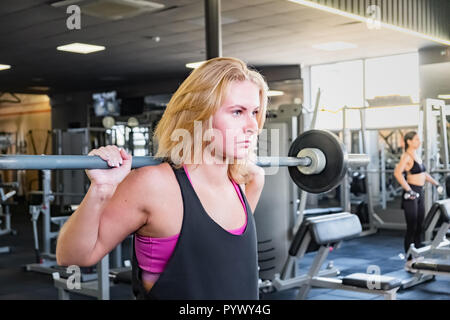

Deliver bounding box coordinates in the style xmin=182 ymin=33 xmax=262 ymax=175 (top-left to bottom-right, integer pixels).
xmin=135 ymin=165 xmax=248 ymax=284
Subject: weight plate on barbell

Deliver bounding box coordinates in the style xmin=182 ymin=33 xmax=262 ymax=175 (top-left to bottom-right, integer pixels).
xmin=288 ymin=130 xmax=348 ymax=193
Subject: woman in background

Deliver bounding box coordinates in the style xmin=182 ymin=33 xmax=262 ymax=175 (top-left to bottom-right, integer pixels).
xmin=394 ymin=131 xmax=442 ymax=255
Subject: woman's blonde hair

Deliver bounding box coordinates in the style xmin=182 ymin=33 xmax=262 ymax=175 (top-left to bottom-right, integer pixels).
xmin=153 ymin=57 xmax=268 ymax=184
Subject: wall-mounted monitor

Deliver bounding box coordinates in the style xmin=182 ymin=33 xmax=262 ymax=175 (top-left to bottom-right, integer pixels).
xmin=92 ymin=91 xmax=120 ymax=117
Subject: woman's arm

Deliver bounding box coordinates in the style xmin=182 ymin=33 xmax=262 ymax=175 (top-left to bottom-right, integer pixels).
xmin=55 ymin=147 xmax=157 ymax=267
xmin=393 ymin=154 xmax=412 ymax=191
xmin=425 ymin=172 xmax=439 ymax=186
xmin=56 ymin=168 xmax=151 ymax=266
xmin=243 ymin=163 xmax=265 ymax=213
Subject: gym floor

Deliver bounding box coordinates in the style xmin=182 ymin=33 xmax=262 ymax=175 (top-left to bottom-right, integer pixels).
xmin=0 ymin=199 xmax=449 ymax=300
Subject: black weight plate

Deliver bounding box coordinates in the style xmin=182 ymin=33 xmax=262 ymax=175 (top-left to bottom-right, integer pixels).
xmin=288 ymin=130 xmax=347 ymax=193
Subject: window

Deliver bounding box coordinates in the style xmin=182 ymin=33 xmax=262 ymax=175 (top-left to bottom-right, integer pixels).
xmin=311 ymin=60 xmax=364 ymax=111
xmin=309 ymin=53 xmax=420 ymax=130
xmin=365 ymin=53 xmax=419 ymax=104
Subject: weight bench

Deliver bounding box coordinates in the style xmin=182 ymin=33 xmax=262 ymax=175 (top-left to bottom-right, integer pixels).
xmin=273 ymin=212 xmax=401 ymax=300
xmin=400 ymin=200 xmax=450 ymax=289
xmin=303 ymin=207 xmax=343 ymax=217
xmin=411 ymin=199 xmax=450 ymax=259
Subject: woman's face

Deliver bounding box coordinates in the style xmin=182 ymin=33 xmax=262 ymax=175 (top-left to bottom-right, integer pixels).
xmin=407 ymin=134 xmax=421 ymax=150
xmin=209 ymin=80 xmax=260 ymax=163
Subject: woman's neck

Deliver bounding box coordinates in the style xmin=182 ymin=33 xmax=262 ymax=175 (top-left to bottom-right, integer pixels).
xmin=406 ymin=148 xmax=416 ymax=157
xmin=185 ymin=162 xmax=230 ymax=186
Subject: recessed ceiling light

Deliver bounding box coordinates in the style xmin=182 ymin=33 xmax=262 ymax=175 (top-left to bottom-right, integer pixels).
xmin=312 ymin=41 xmax=358 ymax=51
xmin=0 ymin=64 xmax=11 ymax=71
xmin=268 ymin=90 xmax=285 ymax=97
xmin=186 ymin=61 xmax=206 ymax=69
xmin=57 ymin=43 xmax=105 ymax=54
xmin=29 ymin=86 xmax=50 ymax=91
xmin=438 ymin=94 xmax=450 ymax=99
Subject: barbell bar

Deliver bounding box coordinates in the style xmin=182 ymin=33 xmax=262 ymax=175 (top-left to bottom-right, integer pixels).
xmin=0 ymin=130 xmax=370 ymax=194
xmin=0 ymin=153 xmax=367 ymax=170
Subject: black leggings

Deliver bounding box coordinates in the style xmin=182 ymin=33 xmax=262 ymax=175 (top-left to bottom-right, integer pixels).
xmin=401 ymin=184 xmax=425 ymax=253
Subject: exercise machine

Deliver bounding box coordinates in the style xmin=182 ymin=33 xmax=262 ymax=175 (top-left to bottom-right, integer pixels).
xmin=402 ymin=199 xmax=450 ymax=288
xmin=272 ymin=212 xmax=401 ymax=300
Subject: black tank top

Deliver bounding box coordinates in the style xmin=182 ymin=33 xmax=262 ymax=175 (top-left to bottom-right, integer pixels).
xmin=131 ymin=165 xmax=259 ymax=300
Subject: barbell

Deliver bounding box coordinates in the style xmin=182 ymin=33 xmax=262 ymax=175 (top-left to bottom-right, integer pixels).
xmin=0 ymin=130 xmax=369 ymax=194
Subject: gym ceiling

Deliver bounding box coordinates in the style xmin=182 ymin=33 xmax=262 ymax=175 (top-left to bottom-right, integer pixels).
xmin=0 ymin=0 xmax=447 ymax=95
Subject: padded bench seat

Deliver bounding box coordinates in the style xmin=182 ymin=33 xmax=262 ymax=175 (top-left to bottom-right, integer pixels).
xmin=342 ymin=273 xmax=402 ymax=290
xmin=309 ymin=213 xmax=362 ymax=245
xmin=289 ymin=212 xmax=360 ymax=256
xmin=412 ymin=259 xmax=450 ymax=273
xmin=303 ymin=207 xmax=343 ymax=217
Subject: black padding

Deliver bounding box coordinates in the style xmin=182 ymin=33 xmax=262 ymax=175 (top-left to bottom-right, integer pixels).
xmin=437 ymin=199 xmax=450 ymax=223
xmin=446 ymin=175 xmax=450 ymax=198
xmin=342 ymin=273 xmax=402 ymax=290
xmin=289 ymin=212 xmax=350 ymax=256
xmin=113 ymin=270 xmax=132 ymax=284
xmin=423 ymin=202 xmax=441 ymax=231
xmin=308 ymin=213 xmax=362 ymax=245
xmin=289 ymin=222 xmax=310 ymax=256
xmin=303 ymin=207 xmax=343 ymax=217
xmin=412 ymin=259 xmax=450 ymax=273
xmin=350 ymin=172 xmax=366 ymax=195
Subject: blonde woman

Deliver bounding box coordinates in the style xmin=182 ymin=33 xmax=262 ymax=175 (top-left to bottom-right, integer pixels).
xmin=56 ymin=57 xmax=268 ymax=300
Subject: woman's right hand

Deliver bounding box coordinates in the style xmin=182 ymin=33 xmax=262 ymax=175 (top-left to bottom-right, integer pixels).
xmin=85 ymin=146 xmax=132 ymax=187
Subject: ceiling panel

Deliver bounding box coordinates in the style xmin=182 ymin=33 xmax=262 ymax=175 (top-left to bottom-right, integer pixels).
xmin=0 ymin=0 xmax=443 ymax=94
xmin=0 ymin=0 xmax=48 ymax=17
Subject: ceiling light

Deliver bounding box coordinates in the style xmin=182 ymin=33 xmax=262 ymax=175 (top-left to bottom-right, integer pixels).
xmin=312 ymin=41 xmax=357 ymax=51
xmin=268 ymin=90 xmax=284 ymax=97
xmin=0 ymin=64 xmax=11 ymax=71
xmin=29 ymin=86 xmax=50 ymax=91
xmin=288 ymin=0 xmax=450 ymax=46
xmin=57 ymin=43 xmax=105 ymax=54
xmin=186 ymin=61 xmax=206 ymax=69
xmin=438 ymin=94 xmax=450 ymax=99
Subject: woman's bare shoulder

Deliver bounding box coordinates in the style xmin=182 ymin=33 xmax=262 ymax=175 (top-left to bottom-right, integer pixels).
xmin=131 ymin=162 xmax=176 ymax=192
xmin=132 ymin=162 xmax=182 ymax=235
xmin=399 ymin=152 xmax=413 ymax=162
